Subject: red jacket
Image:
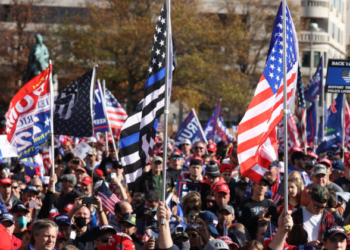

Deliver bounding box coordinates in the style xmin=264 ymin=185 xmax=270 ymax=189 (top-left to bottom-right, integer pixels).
xmin=204 ymin=176 xmax=226 ymax=189
xmin=11 ymin=235 xmax=22 ymax=250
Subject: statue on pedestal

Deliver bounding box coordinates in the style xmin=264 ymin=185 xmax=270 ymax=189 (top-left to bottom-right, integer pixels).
xmin=24 ymin=33 xmax=49 ymax=83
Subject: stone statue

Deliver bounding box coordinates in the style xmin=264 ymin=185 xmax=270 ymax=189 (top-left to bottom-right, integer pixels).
xmin=24 ymin=33 xmax=49 ymax=83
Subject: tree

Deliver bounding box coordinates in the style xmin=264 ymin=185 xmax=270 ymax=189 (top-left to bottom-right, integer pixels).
xmin=0 ymin=0 xmax=49 ymax=109
xmin=55 ymin=0 xmax=301 ymax=119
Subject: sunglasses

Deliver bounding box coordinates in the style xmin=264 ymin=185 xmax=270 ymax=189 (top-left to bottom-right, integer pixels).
xmin=12 ymin=186 xmax=18 ymax=189
xmin=98 ymin=237 xmax=112 ymax=243
xmin=194 ymin=147 xmax=204 ymax=150
xmin=314 ymin=204 xmax=328 ymax=209
xmin=173 ymin=157 xmax=182 ymax=160
xmin=188 ymin=213 xmax=199 ymax=218
xmin=33 ymin=185 xmax=42 ymax=188
xmin=206 ymin=200 xmax=215 ymax=204
xmin=189 ymin=233 xmax=199 ymax=239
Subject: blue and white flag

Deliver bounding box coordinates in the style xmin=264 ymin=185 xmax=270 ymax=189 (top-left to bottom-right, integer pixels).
xmin=306 ymin=102 xmax=317 ymax=143
xmin=304 ymin=57 xmax=323 ymax=102
xmin=93 ymin=83 xmax=109 ymax=133
xmin=203 ymin=102 xmax=233 ymax=143
xmin=317 ymin=94 xmax=343 ymax=154
xmin=173 ymin=110 xmax=206 ymax=148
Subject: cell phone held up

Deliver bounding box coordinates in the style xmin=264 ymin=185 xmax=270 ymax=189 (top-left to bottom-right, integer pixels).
xmin=72 ymin=160 xmax=80 ymax=165
xmin=82 ymin=197 xmax=98 ymax=205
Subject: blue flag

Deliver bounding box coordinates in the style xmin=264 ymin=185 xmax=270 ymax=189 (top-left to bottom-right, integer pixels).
xmin=173 ymin=110 xmax=206 ymax=148
xmin=304 ymin=57 xmax=323 ymax=102
xmin=21 ymin=157 xmax=38 ymax=177
xmin=94 ymin=83 xmax=109 ymax=133
xmin=203 ymin=102 xmax=233 ymax=143
xmin=306 ymin=102 xmax=317 ymax=143
xmin=316 ymin=94 xmax=343 ymax=154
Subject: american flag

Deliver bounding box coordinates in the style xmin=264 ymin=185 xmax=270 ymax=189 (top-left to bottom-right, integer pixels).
xmin=294 ymin=65 xmax=307 ymax=149
xmin=104 ymin=88 xmax=128 ymax=138
xmin=237 ymin=3 xmax=298 ymax=183
xmin=120 ymin=3 xmax=176 ymax=188
xmin=278 ymin=111 xmax=300 ymax=152
xmin=97 ymin=181 xmax=121 ymax=215
xmin=42 ymin=147 xmax=51 ymax=174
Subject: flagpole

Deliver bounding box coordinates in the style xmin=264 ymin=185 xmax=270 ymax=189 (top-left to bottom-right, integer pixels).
xmin=102 ymin=80 xmax=109 ymax=153
xmin=161 ymin=0 xmax=171 ymax=225
xmin=100 ymin=80 xmax=119 ymax=161
xmin=314 ymin=96 xmax=319 ymax=149
xmin=342 ymin=94 xmax=346 ymax=162
xmin=282 ymin=0 xmax=289 ymax=224
xmin=214 ymin=99 xmax=222 ymax=143
xmin=321 ymin=59 xmax=325 ymax=140
xmin=192 ymin=108 xmax=208 ymax=144
xmin=49 ymin=60 xmax=55 ymax=193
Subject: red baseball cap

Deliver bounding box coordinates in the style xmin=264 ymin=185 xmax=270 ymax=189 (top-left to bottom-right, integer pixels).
xmin=97 ymin=233 xmax=135 ymax=250
xmin=307 ymin=151 xmax=316 ymax=159
xmin=207 ymin=143 xmax=217 ymax=152
xmin=63 ymin=204 xmax=74 ymax=212
xmin=215 ymin=184 xmax=230 ymax=194
xmin=220 ymin=164 xmax=233 ymax=173
xmin=289 ymin=146 xmax=303 ymax=155
xmin=57 ymin=231 xmax=66 ymax=240
xmin=345 ymin=157 xmax=350 ymax=167
xmin=48 ymin=212 xmax=60 ymax=221
xmin=81 ymin=176 xmax=92 ymax=186
xmin=24 ymin=175 xmax=31 ymax=184
xmin=95 ymin=169 xmax=104 ymax=178
xmin=319 ymin=158 xmax=332 ymax=168
xmin=0 ymin=178 xmax=12 ymax=186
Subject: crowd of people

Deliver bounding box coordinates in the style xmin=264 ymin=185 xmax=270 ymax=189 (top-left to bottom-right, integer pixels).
xmin=0 ymin=136 xmax=350 ymax=250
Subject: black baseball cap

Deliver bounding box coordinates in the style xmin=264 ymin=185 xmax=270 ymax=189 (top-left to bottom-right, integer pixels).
xmin=323 ymin=226 xmax=347 ymax=240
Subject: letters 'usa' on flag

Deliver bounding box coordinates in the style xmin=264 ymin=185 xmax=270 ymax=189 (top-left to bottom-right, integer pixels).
xmin=237 ymin=2 xmax=299 ymax=183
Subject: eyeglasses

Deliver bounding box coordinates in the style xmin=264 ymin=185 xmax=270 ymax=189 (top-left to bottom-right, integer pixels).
xmin=12 ymin=186 xmax=18 ymax=189
xmin=188 ymin=213 xmax=199 ymax=218
xmin=194 ymin=147 xmax=204 ymax=150
xmin=206 ymin=200 xmax=215 ymax=204
xmin=98 ymin=237 xmax=112 ymax=243
xmin=189 ymin=233 xmax=199 ymax=239
xmin=173 ymin=157 xmax=182 ymax=160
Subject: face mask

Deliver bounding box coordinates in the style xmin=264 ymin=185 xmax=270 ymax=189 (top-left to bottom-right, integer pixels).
xmin=17 ymin=216 xmax=27 ymax=229
xmin=151 ymin=208 xmax=157 ymax=212
xmin=75 ymin=217 xmax=87 ymax=228
xmin=177 ymin=242 xmax=190 ymax=250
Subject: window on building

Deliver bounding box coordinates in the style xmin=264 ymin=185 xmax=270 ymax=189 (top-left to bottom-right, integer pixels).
xmin=314 ymin=52 xmax=321 ymax=67
xmin=339 ymin=0 xmax=341 ymax=12
xmin=333 ymin=0 xmax=336 ymax=7
xmin=332 ymin=23 xmax=335 ymax=39
xmin=302 ymin=51 xmax=311 ymax=67
xmin=323 ymin=52 xmax=327 ymax=67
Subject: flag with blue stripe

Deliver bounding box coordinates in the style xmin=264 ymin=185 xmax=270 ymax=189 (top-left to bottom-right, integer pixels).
xmin=120 ymin=2 xmax=176 ymax=189
xmin=306 ymin=102 xmax=317 ymax=143
xmin=304 ymin=57 xmax=323 ymax=102
xmin=94 ymin=82 xmax=109 ymax=133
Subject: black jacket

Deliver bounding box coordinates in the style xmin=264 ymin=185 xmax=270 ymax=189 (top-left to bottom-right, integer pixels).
xmin=136 ymin=171 xmax=174 ymax=194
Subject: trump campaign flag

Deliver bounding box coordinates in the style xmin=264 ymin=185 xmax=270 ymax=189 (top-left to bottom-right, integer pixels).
xmin=203 ymin=102 xmax=233 ymax=143
xmin=304 ymin=57 xmax=323 ymax=102
xmin=237 ymin=2 xmax=299 ymax=183
xmin=316 ymin=94 xmax=343 ymax=154
xmin=317 ymin=101 xmax=328 ymax=142
xmin=6 ymin=65 xmax=52 ymax=159
xmin=93 ymin=83 xmax=109 ymax=133
xmin=173 ymin=109 xmax=206 ymax=148
xmin=306 ymin=102 xmax=317 ymax=144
